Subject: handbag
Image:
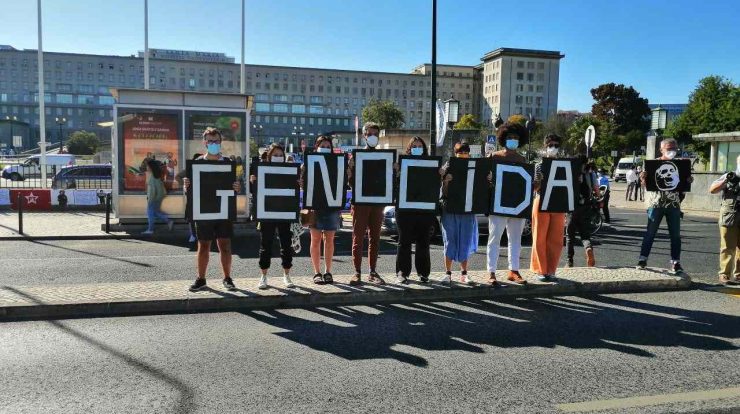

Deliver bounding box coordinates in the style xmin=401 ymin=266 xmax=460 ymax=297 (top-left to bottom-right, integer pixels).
xmin=300 ymin=209 xmax=316 ymax=227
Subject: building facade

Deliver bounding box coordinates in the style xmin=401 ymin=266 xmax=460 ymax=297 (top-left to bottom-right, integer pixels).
xmin=0 ymin=45 xmax=563 ymax=151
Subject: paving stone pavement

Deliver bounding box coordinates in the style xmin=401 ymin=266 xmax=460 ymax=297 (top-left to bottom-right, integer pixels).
xmin=0 ymin=267 xmax=691 ymax=320
xmin=0 ymin=210 xmax=125 ymax=238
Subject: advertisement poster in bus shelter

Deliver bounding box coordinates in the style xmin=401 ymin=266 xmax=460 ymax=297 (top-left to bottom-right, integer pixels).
xmin=122 ymin=113 xmax=179 ymax=193
xmin=186 ymin=113 xmax=245 ymax=168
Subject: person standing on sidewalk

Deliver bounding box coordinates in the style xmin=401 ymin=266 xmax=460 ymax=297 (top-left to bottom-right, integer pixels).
xmin=394 ymin=136 xmax=437 ymax=285
xmin=250 ymin=144 xmax=296 ymax=290
xmin=636 ymin=165 xmax=645 ymax=201
xmin=346 ymin=122 xmax=386 ymax=286
xmin=530 ymin=134 xmax=567 ymax=282
xmin=626 ymin=166 xmax=638 ymax=201
xmin=636 ymin=138 xmax=691 ymax=274
xmin=598 ymin=168 xmax=611 ymax=224
xmin=142 ymin=159 xmax=174 ymax=236
xmin=709 ymin=154 xmax=740 ymax=285
xmin=565 ymin=155 xmax=597 ymax=268
xmin=184 ymin=127 xmax=241 ymax=292
xmin=484 ymin=122 xmax=529 ymax=287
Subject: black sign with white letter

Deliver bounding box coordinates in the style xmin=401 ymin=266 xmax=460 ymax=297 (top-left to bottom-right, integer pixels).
xmin=352 ymin=149 xmax=395 ymax=205
xmin=255 ymin=163 xmax=300 ymax=221
xmin=396 ymin=155 xmax=442 ymax=212
xmin=644 ymin=159 xmax=691 ymax=192
xmin=304 ymin=153 xmax=347 ymax=209
xmin=539 ymin=158 xmax=580 ymax=213
xmin=444 ymin=157 xmax=493 ymax=214
xmin=187 ymin=159 xmax=237 ymax=221
xmin=490 ymin=161 xmax=534 ymax=218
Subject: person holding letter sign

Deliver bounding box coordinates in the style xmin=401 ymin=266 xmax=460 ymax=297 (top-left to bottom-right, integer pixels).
xmin=637 ymin=138 xmax=692 ymax=274
xmin=530 ymin=134 xmax=567 ymax=282
xmin=565 ymin=155 xmax=597 ymax=268
xmin=184 ymin=127 xmax=241 ymax=292
xmin=484 ymin=122 xmax=529 ymax=286
xmin=250 ymin=144 xmax=297 ymax=290
xmin=394 ymin=136 xmax=439 ymax=284
xmin=346 ymin=122 xmax=387 ymax=286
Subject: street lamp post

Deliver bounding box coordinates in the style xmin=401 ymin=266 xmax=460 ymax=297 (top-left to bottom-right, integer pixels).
xmin=55 ymin=117 xmax=66 ymax=153
xmin=444 ymin=96 xmax=460 ymax=157
xmin=525 ymin=114 xmax=536 ymax=162
xmin=252 ymin=124 xmax=263 ymax=146
xmin=292 ymin=125 xmax=304 ymax=153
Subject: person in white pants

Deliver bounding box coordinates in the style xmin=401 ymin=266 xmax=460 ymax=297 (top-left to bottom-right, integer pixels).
xmin=485 ymin=122 xmax=530 ymax=287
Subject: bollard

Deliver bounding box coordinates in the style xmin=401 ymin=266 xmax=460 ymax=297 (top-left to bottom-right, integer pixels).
xmin=105 ymin=193 xmax=111 ymax=234
xmin=17 ymin=193 xmax=23 ymax=235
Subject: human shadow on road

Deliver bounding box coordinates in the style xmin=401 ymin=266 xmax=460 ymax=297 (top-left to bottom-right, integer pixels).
xmin=241 ymin=294 xmax=738 ymax=367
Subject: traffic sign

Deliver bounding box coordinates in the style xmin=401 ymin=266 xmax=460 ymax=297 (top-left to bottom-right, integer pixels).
xmin=584 ymin=125 xmax=596 ymax=148
xmin=487 ymin=134 xmax=496 ymax=144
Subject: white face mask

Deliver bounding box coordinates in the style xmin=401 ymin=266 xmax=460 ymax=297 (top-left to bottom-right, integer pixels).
xmin=271 ymin=156 xmax=284 ymax=163
xmin=365 ymin=135 xmax=379 ymax=148
xmin=664 ymin=150 xmax=677 ymax=160
xmin=317 ymin=147 xmax=331 ymax=153
xmin=546 ymin=147 xmax=559 ymax=157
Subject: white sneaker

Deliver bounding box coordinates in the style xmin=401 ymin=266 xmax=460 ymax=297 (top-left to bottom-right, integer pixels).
xmin=188 ymin=235 xmax=196 ymax=243
xmin=283 ymin=275 xmax=295 ymax=288
xmin=257 ymin=275 xmax=268 ymax=290
xmin=141 ymin=230 xmax=154 ymax=236
xmin=437 ymin=273 xmax=451 ymax=284
xmin=461 ymin=273 xmax=474 ymax=285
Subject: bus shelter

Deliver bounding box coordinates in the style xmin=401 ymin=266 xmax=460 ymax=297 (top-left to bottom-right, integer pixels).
xmin=111 ymin=88 xmax=253 ymax=222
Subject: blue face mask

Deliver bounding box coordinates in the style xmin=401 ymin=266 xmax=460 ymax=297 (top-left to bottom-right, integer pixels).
xmin=410 ymin=147 xmax=423 ymax=156
xmin=206 ymin=143 xmax=221 ymax=155
xmin=505 ymin=139 xmax=519 ymax=150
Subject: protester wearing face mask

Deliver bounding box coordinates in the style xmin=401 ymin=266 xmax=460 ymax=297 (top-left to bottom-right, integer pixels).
xmin=393 ymin=137 xmax=436 ymax=284
xmin=484 ymin=122 xmax=529 ymax=286
xmin=438 ymin=142 xmax=478 ymax=285
xmin=183 ymin=127 xmax=241 ymax=292
xmin=530 ymin=134 xmax=567 ymax=282
xmin=346 ymin=122 xmax=387 ymax=285
xmin=300 ymin=136 xmax=342 ymax=285
xmin=249 ymin=143 xmax=296 ymax=289
xmin=637 ymin=138 xmax=692 ymax=274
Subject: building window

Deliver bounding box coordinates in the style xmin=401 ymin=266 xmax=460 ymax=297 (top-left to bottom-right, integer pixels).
xmin=537 ymin=73 xmax=545 ymax=82
xmin=275 ymin=94 xmax=288 ymax=102
xmin=99 ymin=96 xmax=115 ymax=105
xmin=274 ymin=103 xmax=289 ymax=113
xmin=309 ymin=105 xmax=323 ymax=114
xmin=255 ymin=93 xmax=269 ymax=101
xmin=310 ymin=96 xmax=323 ymax=104
xmin=538 ymin=62 xmax=545 ymax=70
xmin=527 ymin=73 xmax=534 ymax=82
xmin=292 ymin=95 xmax=304 ymax=103
xmin=516 ymin=72 xmax=524 ymax=80
xmin=255 ymin=102 xmax=270 ymax=112
xmin=291 ymin=104 xmax=306 ymax=114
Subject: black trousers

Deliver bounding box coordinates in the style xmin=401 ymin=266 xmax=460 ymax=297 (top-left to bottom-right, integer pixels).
xmin=395 ymin=211 xmax=435 ymax=277
xmin=259 ymin=221 xmax=293 ymax=270
xmin=566 ymin=204 xmax=593 ymax=260
xmin=601 ymin=190 xmax=611 ymax=223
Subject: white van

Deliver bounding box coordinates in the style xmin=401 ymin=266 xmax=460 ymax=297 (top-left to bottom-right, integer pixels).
xmin=613 ymin=156 xmax=643 ymax=182
xmin=1 ymin=154 xmax=76 ymax=181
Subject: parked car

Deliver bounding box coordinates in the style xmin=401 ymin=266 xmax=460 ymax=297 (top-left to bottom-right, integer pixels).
xmin=2 ymin=154 xmax=75 ymax=181
xmin=52 ymin=164 xmax=112 ymax=189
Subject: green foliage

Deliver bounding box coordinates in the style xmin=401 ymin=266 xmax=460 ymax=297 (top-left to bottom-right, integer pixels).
xmin=507 ymin=114 xmax=527 ymax=126
xmin=531 ymin=115 xmax=572 ymax=149
xmin=666 ymin=75 xmax=740 ymax=162
xmin=454 ymin=114 xmax=482 ymax=130
xmin=66 ymin=131 xmax=100 ymax=155
xmin=249 ymin=140 xmax=259 ymax=158
xmin=361 ymin=99 xmax=405 ymax=130
xmin=590 ymin=83 xmax=651 ymax=135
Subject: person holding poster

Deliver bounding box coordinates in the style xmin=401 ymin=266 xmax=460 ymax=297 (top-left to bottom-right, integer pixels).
xmin=394 ymin=136 xmax=437 ymax=284
xmin=301 ymin=136 xmax=342 ymax=285
xmin=637 ymin=138 xmax=691 ymax=274
xmin=184 ymin=127 xmax=241 ymax=292
xmin=485 ymin=123 xmax=529 ymax=286
xmin=346 ymin=122 xmax=387 ymax=286
xmin=530 ymin=134 xmax=567 ymax=282
xmin=565 ymin=155 xmax=598 ymax=268
xmin=249 ymin=144 xmax=296 ymax=289
xmin=438 ymin=142 xmax=478 ymax=285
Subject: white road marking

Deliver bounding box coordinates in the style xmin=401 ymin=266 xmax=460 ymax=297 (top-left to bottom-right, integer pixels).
xmin=556 ymin=386 xmax=740 ymax=412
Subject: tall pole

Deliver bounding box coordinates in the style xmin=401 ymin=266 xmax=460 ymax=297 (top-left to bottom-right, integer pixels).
xmin=240 ymin=0 xmax=245 ymax=95
xmin=37 ymin=0 xmax=47 ymax=187
xmin=429 ymin=0 xmax=437 ymax=156
xmin=144 ymin=0 xmax=149 ymax=90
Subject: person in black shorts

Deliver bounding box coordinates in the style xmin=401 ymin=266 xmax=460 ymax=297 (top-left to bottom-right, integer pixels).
xmin=184 ymin=127 xmax=241 ymax=292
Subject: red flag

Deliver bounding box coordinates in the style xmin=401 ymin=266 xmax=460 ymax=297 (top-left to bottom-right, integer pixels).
xmin=10 ymin=189 xmax=52 ymax=211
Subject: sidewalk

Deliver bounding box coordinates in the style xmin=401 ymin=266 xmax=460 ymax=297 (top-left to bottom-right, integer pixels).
xmin=0 ymin=210 xmax=132 ymax=240
xmin=0 ymin=267 xmax=691 ymax=321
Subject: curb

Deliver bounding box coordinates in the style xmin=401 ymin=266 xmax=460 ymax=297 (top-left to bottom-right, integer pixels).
xmin=0 ymin=234 xmax=136 ymax=241
xmin=0 ymin=274 xmax=692 ymax=322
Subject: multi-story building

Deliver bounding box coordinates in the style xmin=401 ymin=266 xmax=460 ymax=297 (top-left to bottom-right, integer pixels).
xmin=0 ymin=45 xmax=563 ymax=150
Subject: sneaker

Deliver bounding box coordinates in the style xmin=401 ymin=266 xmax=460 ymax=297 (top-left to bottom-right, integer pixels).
xmin=283 ymin=275 xmax=295 ymax=288
xmin=488 ymin=272 xmax=500 ymax=288
xmin=189 ymin=278 xmax=207 ymax=292
xmin=537 ymin=274 xmax=556 ymax=282
xmin=141 ymin=230 xmax=154 ymax=236
xmin=437 ymin=272 xmax=452 ymax=285
xmin=636 ymin=260 xmax=647 ymax=270
xmin=566 ymin=258 xmax=574 ymax=268
xmin=257 ymin=275 xmax=268 ymax=290
xmin=222 ymin=277 xmax=236 ymax=291
xmin=395 ymin=274 xmax=409 ymax=285
xmin=671 ymin=262 xmax=684 ymax=275
xmin=188 ymin=235 xmax=197 ymax=243
xmin=460 ymin=271 xmax=474 ymax=285
xmin=419 ymin=275 xmax=429 ymax=284
xmin=586 ymin=248 xmax=596 ymax=267
xmin=507 ymin=270 xmax=527 ymax=285
xmin=167 ymin=220 xmax=174 ymax=231
xmin=368 ymin=271 xmax=386 ymax=285
xmin=349 ymin=272 xmax=362 ymax=286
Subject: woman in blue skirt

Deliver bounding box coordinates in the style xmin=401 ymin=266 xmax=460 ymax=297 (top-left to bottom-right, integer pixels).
xmin=438 ymin=142 xmax=479 ymax=285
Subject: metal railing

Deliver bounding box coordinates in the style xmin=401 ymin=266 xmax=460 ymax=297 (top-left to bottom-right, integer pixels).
xmin=0 ymin=164 xmax=112 ymax=189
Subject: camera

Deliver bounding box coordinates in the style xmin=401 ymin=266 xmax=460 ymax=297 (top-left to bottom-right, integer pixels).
xmin=728 ymin=172 xmax=740 ymax=185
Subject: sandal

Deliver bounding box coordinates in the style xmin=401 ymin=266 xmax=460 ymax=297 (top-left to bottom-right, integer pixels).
xmin=313 ymin=273 xmax=324 ymax=285
xmin=323 ymin=272 xmax=334 ymax=284
xmin=349 ymin=272 xmax=362 ymax=286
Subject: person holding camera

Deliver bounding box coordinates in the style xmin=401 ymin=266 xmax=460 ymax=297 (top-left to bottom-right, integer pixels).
xmin=709 ymin=155 xmax=740 ymax=285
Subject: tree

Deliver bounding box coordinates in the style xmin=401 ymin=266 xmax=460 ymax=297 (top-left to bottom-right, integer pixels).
xmin=361 ymin=99 xmax=405 ymax=130
xmin=249 ymin=140 xmax=259 ymax=158
xmin=507 ymin=114 xmax=527 ymax=126
xmin=454 ymin=114 xmax=481 ymax=130
xmin=666 ymin=76 xmax=740 ymax=161
xmin=531 ymin=115 xmax=573 ymax=149
xmin=66 ymin=131 xmax=100 ymax=155
xmin=591 ymin=83 xmax=651 ymax=135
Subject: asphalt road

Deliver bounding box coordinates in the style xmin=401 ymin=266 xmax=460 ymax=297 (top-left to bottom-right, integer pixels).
xmin=1 ymin=289 xmax=738 ymax=413
xmin=0 ymin=208 xmax=722 ymax=287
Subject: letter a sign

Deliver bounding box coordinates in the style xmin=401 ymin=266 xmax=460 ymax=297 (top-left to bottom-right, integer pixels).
xmin=539 ymin=158 xmax=580 ymax=213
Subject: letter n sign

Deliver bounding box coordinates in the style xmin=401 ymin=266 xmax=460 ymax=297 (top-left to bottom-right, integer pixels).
xmin=255 ymin=163 xmax=300 ymax=221
xmin=187 ymin=160 xmax=237 ymax=221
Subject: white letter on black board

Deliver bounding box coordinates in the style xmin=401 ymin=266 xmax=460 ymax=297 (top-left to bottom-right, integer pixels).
xmin=193 ymin=163 xmax=235 ymax=220
xmin=257 ymin=165 xmax=297 ymax=220
xmin=494 ymin=164 xmax=532 ymax=216
xmin=306 ymin=155 xmax=345 ymax=208
xmin=355 ymin=152 xmax=393 ymax=204
xmin=464 ymin=160 xmax=476 ymax=212
xmin=541 ymin=160 xmax=574 ymax=211
xmin=399 ymin=158 xmax=438 ymax=210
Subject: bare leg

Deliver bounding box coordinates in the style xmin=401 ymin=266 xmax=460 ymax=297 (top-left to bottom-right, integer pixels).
xmin=460 ymin=260 xmax=469 ymax=272
xmin=196 ymin=240 xmax=212 ymax=279
xmin=323 ymin=231 xmax=336 ymax=273
xmin=445 ymin=257 xmax=453 ymax=272
xmin=309 ymin=228 xmax=322 ymax=274
xmin=215 ymin=238 xmax=232 ymax=279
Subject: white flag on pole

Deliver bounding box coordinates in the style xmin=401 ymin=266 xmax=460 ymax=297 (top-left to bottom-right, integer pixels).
xmin=435 ymin=99 xmax=447 ymax=147
xmin=354 ymin=115 xmax=360 ymax=146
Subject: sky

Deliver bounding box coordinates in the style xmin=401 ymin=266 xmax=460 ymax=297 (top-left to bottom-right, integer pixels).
xmin=2 ymin=0 xmax=739 ymax=112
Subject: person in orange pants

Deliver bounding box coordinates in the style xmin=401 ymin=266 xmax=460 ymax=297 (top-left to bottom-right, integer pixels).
xmin=530 ymin=133 xmax=567 ymax=282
